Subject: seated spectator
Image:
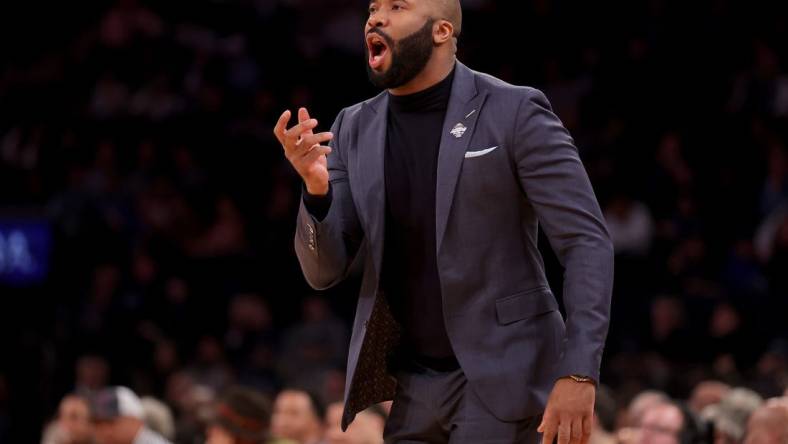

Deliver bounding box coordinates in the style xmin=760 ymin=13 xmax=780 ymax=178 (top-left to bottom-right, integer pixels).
xmin=140 ymin=397 xmax=175 ymax=442
xmin=700 ymin=387 xmax=762 ymax=444
xmin=271 ymin=389 xmax=325 ymax=444
xmin=206 ymin=386 xmax=295 ymax=444
xmin=744 ymin=399 xmax=788 ymax=444
xmin=590 ymin=386 xmax=618 ymax=444
xmin=41 ymin=394 xmax=94 ymax=444
xmin=324 ymin=402 xmax=385 ymax=444
xmin=688 ymin=381 xmax=731 ymax=414
xmin=619 ymin=391 xmax=670 ymax=443
xmin=89 ymin=386 xmax=172 ymax=444
xmin=637 ymin=401 xmax=704 ymax=444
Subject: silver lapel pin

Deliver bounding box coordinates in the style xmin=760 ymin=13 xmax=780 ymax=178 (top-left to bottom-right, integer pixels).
xmin=450 ymin=123 xmax=467 ymax=138
xmin=465 ymin=109 xmax=476 ymax=119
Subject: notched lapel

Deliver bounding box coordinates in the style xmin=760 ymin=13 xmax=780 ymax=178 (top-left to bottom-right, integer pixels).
xmin=357 ymin=93 xmax=388 ymax=279
xmin=435 ymin=62 xmax=489 ymax=252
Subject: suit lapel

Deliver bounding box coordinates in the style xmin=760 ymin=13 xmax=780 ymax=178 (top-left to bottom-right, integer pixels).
xmin=357 ymin=92 xmax=388 ymax=280
xmin=435 ymin=61 xmax=488 ymax=251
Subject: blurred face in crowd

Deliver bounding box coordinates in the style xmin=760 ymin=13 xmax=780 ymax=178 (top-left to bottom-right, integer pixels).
xmin=92 ymin=417 xmax=143 ymax=444
xmin=627 ymin=392 xmax=669 ymax=427
xmin=57 ymin=396 xmax=94 ymax=444
xmin=364 ymin=0 xmax=457 ymax=89
xmin=638 ymin=403 xmax=684 ymax=444
xmin=325 ymin=403 xmax=385 ymax=444
xmin=271 ymin=390 xmax=323 ymax=444
xmin=75 ymin=356 xmax=109 ymax=391
xmin=205 ymin=424 xmax=238 ymax=444
xmin=744 ymin=404 xmax=788 ymax=444
xmin=688 ymin=381 xmax=730 ymax=414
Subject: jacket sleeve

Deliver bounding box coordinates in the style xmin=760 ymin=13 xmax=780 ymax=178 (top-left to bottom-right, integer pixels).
xmin=512 ymin=88 xmax=614 ymax=383
xmin=294 ymin=108 xmax=365 ymax=290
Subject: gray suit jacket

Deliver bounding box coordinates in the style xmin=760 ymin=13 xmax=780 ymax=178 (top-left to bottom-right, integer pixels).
xmin=294 ymin=61 xmax=614 ymax=430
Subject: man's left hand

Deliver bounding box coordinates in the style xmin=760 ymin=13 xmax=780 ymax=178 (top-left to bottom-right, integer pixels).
xmin=537 ymin=377 xmax=595 ymax=444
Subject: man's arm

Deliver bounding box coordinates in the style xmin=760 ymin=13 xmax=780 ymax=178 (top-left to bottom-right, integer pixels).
xmin=290 ymin=108 xmax=365 ymax=290
xmin=512 ymin=87 xmax=614 ymax=381
xmin=511 ymin=88 xmax=613 ymax=444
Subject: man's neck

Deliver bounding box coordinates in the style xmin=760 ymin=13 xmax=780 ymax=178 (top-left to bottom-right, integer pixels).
xmin=388 ymin=56 xmax=456 ymax=96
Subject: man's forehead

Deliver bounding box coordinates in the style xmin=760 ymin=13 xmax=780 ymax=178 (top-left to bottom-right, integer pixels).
xmin=369 ymin=0 xmax=414 ymax=4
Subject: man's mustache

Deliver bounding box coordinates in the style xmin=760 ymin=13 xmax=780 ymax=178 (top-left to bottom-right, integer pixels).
xmin=366 ymin=27 xmax=395 ymax=48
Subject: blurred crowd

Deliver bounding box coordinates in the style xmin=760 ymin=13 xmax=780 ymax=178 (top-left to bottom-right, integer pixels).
xmin=1 ymin=0 xmax=787 ymax=442
xmin=43 ymin=383 xmax=387 ymax=444
xmin=38 ymin=378 xmax=788 ymax=444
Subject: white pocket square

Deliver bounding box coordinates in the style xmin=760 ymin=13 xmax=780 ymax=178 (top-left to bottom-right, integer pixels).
xmin=464 ymin=146 xmax=499 ymax=158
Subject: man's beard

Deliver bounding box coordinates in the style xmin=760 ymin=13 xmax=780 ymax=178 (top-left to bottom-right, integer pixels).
xmin=365 ymin=18 xmax=435 ymax=90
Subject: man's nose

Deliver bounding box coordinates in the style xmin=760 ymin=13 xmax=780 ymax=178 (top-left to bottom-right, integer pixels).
xmin=367 ymin=11 xmax=388 ymax=29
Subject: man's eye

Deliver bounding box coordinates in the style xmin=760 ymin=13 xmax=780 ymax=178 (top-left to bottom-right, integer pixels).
xmin=368 ymin=7 xmax=376 ymax=13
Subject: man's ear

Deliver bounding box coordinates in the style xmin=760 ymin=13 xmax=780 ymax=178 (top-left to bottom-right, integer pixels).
xmin=433 ymin=19 xmax=454 ymax=45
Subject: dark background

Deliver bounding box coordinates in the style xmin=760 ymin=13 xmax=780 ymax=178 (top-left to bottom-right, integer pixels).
xmin=1 ymin=0 xmax=787 ymax=442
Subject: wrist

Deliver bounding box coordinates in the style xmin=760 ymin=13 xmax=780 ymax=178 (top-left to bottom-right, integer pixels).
xmin=305 ymin=181 xmax=329 ymax=196
xmin=558 ymin=374 xmax=597 ymax=386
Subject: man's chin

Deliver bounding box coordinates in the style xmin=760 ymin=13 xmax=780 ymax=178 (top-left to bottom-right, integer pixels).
xmin=366 ymin=67 xmax=393 ymax=89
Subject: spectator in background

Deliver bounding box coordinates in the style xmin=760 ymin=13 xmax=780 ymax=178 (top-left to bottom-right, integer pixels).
xmin=604 ymin=193 xmax=655 ymax=257
xmin=637 ymin=401 xmax=703 ymax=444
xmin=164 ymin=372 xmax=215 ymax=443
xmin=140 ymin=397 xmax=175 ymax=442
xmin=743 ymin=399 xmax=788 ymax=444
xmin=89 ymin=386 xmax=172 ymax=444
xmin=688 ymin=381 xmax=731 ymax=415
xmin=590 ymin=386 xmax=618 ymax=444
xmin=74 ymin=356 xmax=110 ymax=396
xmin=278 ymin=296 xmax=348 ymax=391
xmin=271 ymin=389 xmax=325 ymax=444
xmin=206 ymin=386 xmax=294 ymax=444
xmin=324 ymin=402 xmax=384 ymax=444
xmin=618 ymin=391 xmax=669 ymax=444
xmin=700 ymin=387 xmax=763 ymax=444
xmin=759 ymin=140 xmax=788 ymax=217
xmin=44 ymin=394 xmax=94 ymax=444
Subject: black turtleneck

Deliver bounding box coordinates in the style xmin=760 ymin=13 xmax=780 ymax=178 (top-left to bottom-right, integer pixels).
xmin=382 ymin=67 xmax=456 ymax=363
xmin=303 ymin=66 xmax=458 ymax=367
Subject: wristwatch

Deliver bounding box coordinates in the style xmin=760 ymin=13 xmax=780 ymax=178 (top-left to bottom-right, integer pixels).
xmin=562 ymin=374 xmax=596 ymax=385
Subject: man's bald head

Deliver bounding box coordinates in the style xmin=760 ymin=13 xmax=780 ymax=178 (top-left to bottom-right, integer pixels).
xmin=433 ymin=0 xmax=462 ymax=38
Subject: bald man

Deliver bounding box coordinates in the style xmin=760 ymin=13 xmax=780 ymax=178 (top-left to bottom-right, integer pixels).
xmin=275 ymin=1 xmax=613 ymax=443
xmin=743 ymin=400 xmax=788 ymax=444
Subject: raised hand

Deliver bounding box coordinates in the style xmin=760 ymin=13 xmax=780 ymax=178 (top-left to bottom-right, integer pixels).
xmin=274 ymin=107 xmax=333 ymax=195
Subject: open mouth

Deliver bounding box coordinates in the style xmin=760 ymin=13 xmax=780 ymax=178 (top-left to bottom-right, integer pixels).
xmin=366 ymin=33 xmax=389 ymax=70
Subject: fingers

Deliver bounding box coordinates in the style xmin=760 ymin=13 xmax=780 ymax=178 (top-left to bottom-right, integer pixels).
xmin=296 ymin=131 xmax=334 ymax=149
xmin=557 ymin=418 xmax=571 ymax=444
xmin=298 ymin=107 xmax=313 ymax=135
xmin=285 ymin=118 xmax=319 ymax=141
xmin=581 ymin=415 xmax=593 ymax=444
xmin=302 ymin=144 xmax=332 ymax=164
xmin=292 ymin=132 xmax=333 ymax=158
xmin=273 ymin=109 xmax=291 ymax=144
xmin=569 ymin=417 xmax=584 ymax=444
xmin=539 ymin=414 xmax=557 ymax=444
